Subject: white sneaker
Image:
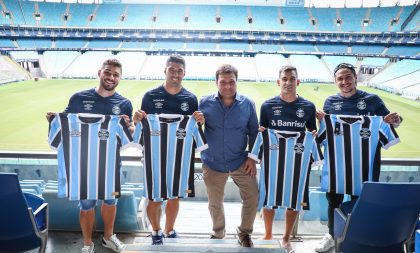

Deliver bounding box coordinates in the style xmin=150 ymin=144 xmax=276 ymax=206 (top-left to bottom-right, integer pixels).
xmin=314 ymin=233 xmax=334 ymax=252
xmin=102 ymin=234 xmax=126 ymax=252
xmin=80 ymin=243 xmax=95 ymax=253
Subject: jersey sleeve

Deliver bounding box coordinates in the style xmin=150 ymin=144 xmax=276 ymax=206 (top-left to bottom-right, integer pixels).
xmin=248 ymin=131 xmax=263 ymax=162
xmin=379 ymin=121 xmax=400 ymax=150
xmin=132 ymin=121 xmax=144 ymax=150
xmin=259 ymin=102 xmax=269 ymax=128
xmin=63 ymin=94 xmax=78 ymax=113
xmin=306 ymin=104 xmax=317 ymax=131
xmin=117 ymin=117 xmax=135 ymax=150
xmin=48 ymin=113 xmax=62 ymax=150
xmin=322 ymin=99 xmax=331 ymax=114
xmin=317 ymin=118 xmax=327 ymax=146
xmin=373 ymin=95 xmax=391 ymax=116
xmin=310 ymin=137 xmax=324 ymax=167
xmin=140 ymin=93 xmax=152 ymax=114
xmin=193 ymin=120 xmax=208 ymax=152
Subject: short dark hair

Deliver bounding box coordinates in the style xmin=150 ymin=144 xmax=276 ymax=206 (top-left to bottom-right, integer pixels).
xmin=216 ymin=64 xmax=238 ymax=81
xmin=102 ymin=58 xmax=122 ymax=70
xmin=166 ymin=55 xmax=186 ymax=68
xmin=279 ymin=65 xmax=298 ymax=78
xmin=334 ymin=63 xmax=356 ymax=77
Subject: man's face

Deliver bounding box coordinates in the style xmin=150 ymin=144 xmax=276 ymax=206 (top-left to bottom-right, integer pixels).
xmin=216 ymin=73 xmax=237 ymax=99
xmin=277 ymin=70 xmax=299 ymax=94
xmin=335 ymin=68 xmax=357 ymax=97
xmin=98 ymin=65 xmax=122 ymax=92
xmin=164 ymin=61 xmax=185 ymax=87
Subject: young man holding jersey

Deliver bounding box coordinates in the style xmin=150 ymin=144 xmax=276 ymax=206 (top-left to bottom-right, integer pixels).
xmin=314 ymin=63 xmax=402 ymax=253
xmin=134 ymin=55 xmax=204 ymax=245
xmin=47 ymin=58 xmax=131 ymax=253
xmin=259 ymin=65 xmax=317 ymax=252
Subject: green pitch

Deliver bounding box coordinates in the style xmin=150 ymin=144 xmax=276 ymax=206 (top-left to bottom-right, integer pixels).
xmin=0 ymin=79 xmax=419 ymax=158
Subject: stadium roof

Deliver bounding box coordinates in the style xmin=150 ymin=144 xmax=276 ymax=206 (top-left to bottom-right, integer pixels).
xmin=29 ymin=0 xmax=419 ymax=7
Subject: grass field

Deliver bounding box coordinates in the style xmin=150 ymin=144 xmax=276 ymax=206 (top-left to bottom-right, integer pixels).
xmin=0 ymin=79 xmax=419 ymax=158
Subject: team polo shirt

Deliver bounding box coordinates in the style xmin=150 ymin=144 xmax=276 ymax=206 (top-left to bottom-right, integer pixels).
xmin=250 ymin=130 xmax=323 ymax=210
xmin=323 ymin=90 xmax=390 ymax=116
xmin=48 ymin=113 xmax=134 ymax=200
xmin=260 ymin=96 xmax=316 ymax=132
xmin=141 ymin=85 xmax=198 ymax=115
xmin=64 ymin=88 xmax=133 ymax=119
xmin=318 ymin=114 xmax=399 ymax=196
xmin=133 ymin=114 xmax=208 ymax=201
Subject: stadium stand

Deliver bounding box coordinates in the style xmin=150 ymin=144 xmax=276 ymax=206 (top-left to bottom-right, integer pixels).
xmin=289 ymin=55 xmax=332 ymax=82
xmin=310 ymin=8 xmax=339 ymax=32
xmin=249 ymin=6 xmax=280 ymax=31
xmin=254 ymin=54 xmax=288 ymax=81
xmin=62 ymin=51 xmax=113 ymax=78
xmin=154 ymin=4 xmax=188 ymax=29
xmin=187 ymin=5 xmax=218 ymax=29
xmin=351 ymin=45 xmax=385 ymax=55
xmin=16 ymin=39 xmax=52 ymax=48
xmin=91 ymin=3 xmax=125 ymax=27
xmin=283 ymin=42 xmax=316 ymax=52
xmin=54 ymin=39 xmax=87 ymax=48
xmin=219 ymin=5 xmax=249 ymax=30
xmin=0 ymin=55 xmax=30 ymax=83
xmin=41 ymin=51 xmax=79 ymax=78
xmin=0 ymin=1 xmax=417 ymax=87
xmin=317 ymin=44 xmax=348 ymax=54
xmin=37 ymin=2 xmax=66 ymax=27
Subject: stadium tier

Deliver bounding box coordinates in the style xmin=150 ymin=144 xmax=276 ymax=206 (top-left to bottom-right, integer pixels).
xmin=0 ymin=1 xmax=418 ymax=96
xmin=0 ymin=1 xmax=417 ymax=32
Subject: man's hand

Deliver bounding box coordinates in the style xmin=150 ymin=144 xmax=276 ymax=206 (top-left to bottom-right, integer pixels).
xmin=46 ymin=112 xmax=55 ymax=122
xmin=384 ymin=112 xmax=402 ymax=127
xmin=316 ymin=110 xmax=325 ymax=121
xmin=259 ymin=126 xmax=265 ymax=132
xmin=120 ymin=114 xmax=131 ymax=128
xmin=192 ymin=111 xmax=205 ymax=124
xmin=311 ymin=130 xmax=317 ymax=137
xmin=133 ymin=109 xmax=147 ymax=125
xmin=244 ymin=157 xmax=257 ymax=177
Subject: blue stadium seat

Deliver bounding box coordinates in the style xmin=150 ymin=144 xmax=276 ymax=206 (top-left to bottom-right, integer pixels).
xmin=302 ymin=190 xmax=328 ymax=221
xmin=95 ymin=191 xmax=143 ymax=232
xmin=42 ymin=189 xmax=80 ymax=231
xmin=0 ymin=173 xmax=48 ymax=253
xmin=334 ymin=182 xmax=420 ymax=253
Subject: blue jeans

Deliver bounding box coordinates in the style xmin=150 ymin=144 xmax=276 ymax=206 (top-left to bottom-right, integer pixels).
xmin=79 ymin=199 xmax=117 ymax=211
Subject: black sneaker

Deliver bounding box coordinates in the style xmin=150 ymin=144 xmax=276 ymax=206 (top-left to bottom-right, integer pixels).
xmin=165 ymin=230 xmax=179 ymax=238
xmin=151 ymin=230 xmax=164 ymax=245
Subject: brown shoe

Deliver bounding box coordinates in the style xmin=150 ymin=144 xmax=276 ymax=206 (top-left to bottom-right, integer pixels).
xmin=237 ymin=234 xmax=253 ymax=248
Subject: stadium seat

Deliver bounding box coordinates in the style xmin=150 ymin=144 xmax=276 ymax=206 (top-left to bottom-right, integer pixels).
xmin=0 ymin=173 xmax=48 ymax=253
xmin=95 ymin=191 xmax=144 ymax=232
xmin=42 ymin=189 xmax=80 ymax=231
xmin=334 ymin=182 xmax=420 ymax=253
xmin=302 ymin=190 xmax=328 ymax=221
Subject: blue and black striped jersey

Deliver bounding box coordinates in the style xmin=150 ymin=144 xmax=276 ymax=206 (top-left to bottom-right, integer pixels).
xmin=48 ymin=113 xmax=134 ymax=200
xmin=133 ymin=114 xmax=208 ymax=201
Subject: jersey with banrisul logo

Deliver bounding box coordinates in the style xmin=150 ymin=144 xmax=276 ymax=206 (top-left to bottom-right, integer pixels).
xmin=317 ymin=114 xmax=399 ymax=195
xmin=133 ymin=114 xmax=208 ymax=201
xmin=249 ymin=129 xmax=323 ymax=211
xmin=48 ymin=113 xmax=134 ymax=200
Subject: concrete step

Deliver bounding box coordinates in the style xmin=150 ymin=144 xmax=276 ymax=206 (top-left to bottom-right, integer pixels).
xmin=126 ymin=238 xmax=285 ymax=253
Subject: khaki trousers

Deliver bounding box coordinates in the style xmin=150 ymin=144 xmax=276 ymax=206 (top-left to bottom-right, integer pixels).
xmin=203 ymin=164 xmax=259 ymax=238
